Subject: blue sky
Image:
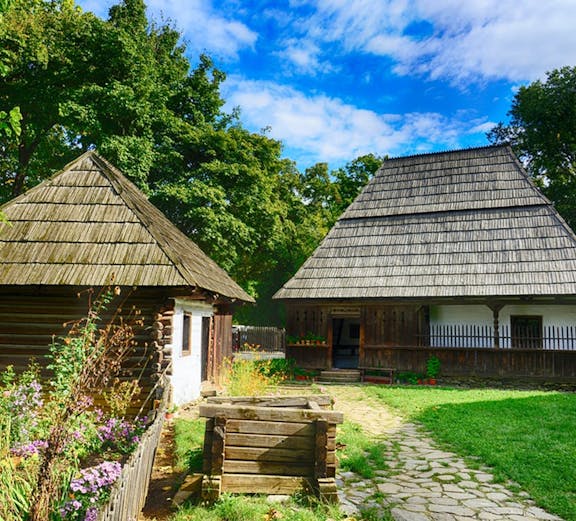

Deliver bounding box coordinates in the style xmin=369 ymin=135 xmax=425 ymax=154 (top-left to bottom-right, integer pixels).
xmin=77 ymin=0 xmax=576 ymax=171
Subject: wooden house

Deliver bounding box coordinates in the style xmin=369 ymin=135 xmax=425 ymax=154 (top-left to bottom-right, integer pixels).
xmin=274 ymin=145 xmax=576 ymax=379
xmin=0 ymin=151 xmax=254 ymax=405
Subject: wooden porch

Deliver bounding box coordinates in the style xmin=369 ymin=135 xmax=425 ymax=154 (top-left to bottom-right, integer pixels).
xmin=285 ymin=303 xmax=576 ymax=379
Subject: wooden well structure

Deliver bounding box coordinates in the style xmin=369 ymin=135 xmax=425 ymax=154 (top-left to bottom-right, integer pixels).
xmin=199 ymin=395 xmax=344 ymax=502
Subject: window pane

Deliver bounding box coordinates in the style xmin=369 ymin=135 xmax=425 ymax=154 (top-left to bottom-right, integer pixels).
xmin=511 ymin=315 xmax=542 ymax=349
xmin=182 ymin=313 xmax=192 ymax=355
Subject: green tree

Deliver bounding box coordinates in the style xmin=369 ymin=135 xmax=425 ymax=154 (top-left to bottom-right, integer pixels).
xmin=0 ymin=0 xmax=215 ymax=198
xmin=488 ymin=66 xmax=576 ymax=227
xmin=0 ymin=0 xmax=21 ymax=140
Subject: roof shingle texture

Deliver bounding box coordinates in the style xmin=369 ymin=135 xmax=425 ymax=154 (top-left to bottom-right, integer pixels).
xmin=0 ymin=151 xmax=253 ymax=302
xmin=274 ymin=145 xmax=576 ymax=300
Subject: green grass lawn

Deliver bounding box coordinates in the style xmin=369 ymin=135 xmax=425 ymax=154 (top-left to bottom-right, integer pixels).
xmin=365 ymin=385 xmax=576 ymax=521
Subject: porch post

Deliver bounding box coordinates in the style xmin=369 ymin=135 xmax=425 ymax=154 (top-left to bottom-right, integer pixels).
xmin=488 ymin=303 xmax=504 ymax=348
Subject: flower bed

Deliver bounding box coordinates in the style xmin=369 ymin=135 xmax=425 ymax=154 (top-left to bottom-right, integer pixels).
xmin=0 ymin=290 xmax=167 ymax=521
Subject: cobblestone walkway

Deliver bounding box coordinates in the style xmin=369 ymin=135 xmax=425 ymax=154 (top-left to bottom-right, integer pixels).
xmin=336 ymin=421 xmax=562 ymax=521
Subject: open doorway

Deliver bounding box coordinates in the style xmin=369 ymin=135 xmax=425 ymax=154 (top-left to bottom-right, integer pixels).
xmin=201 ymin=316 xmax=211 ymax=381
xmin=332 ymin=318 xmax=360 ymax=368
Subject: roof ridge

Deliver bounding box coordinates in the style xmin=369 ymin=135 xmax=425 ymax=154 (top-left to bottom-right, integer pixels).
xmin=383 ymin=143 xmax=509 ymax=163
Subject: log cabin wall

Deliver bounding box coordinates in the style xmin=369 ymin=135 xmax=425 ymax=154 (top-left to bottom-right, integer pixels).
xmin=286 ymin=304 xmax=330 ymax=340
xmin=0 ymin=286 xmax=174 ymax=414
xmin=362 ymin=304 xmax=426 ymax=367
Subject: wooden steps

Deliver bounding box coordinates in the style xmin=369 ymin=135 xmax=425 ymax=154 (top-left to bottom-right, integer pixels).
xmin=317 ymin=369 xmax=361 ymax=383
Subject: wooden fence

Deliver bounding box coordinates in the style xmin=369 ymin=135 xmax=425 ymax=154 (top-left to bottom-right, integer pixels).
xmin=232 ymin=326 xmax=286 ymax=352
xmin=423 ymin=324 xmax=576 ymax=351
xmin=98 ymin=381 xmax=169 ymax=521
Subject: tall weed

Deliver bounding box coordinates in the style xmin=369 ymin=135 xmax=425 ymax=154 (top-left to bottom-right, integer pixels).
xmin=221 ymin=356 xmax=282 ymax=396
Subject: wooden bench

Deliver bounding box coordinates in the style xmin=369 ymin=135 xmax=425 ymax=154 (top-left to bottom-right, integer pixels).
xmin=358 ymin=366 xmax=395 ymax=384
xmin=199 ymin=395 xmax=344 ymax=503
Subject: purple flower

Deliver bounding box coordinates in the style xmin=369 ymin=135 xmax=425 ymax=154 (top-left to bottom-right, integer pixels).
xmin=11 ymin=439 xmax=48 ymax=457
xmin=96 ymin=417 xmax=145 ymax=454
xmin=60 ymin=461 xmax=122 ymax=519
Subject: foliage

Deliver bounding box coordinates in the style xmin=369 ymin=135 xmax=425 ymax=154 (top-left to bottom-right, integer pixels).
xmin=102 ymin=379 xmax=141 ymax=418
xmin=336 ymin=421 xmax=388 ymax=479
xmin=0 ymin=0 xmax=21 ymax=140
xmin=172 ymin=493 xmax=347 ymax=521
xmin=0 ymin=455 xmax=36 ymax=520
xmin=488 ymin=66 xmax=576 ymax=228
xmin=0 ymin=0 xmax=384 ymax=327
xmin=173 ymin=418 xmax=206 ymax=473
xmin=221 ymin=356 xmax=282 ymax=396
xmin=97 ymin=416 xmax=147 ymax=455
xmin=396 ymin=371 xmax=424 ymax=384
xmin=366 ymin=386 xmax=575 ymax=520
xmin=425 ymin=355 xmax=441 ymax=379
xmin=258 ymin=357 xmax=296 ymax=380
xmin=0 ymin=289 xmax=149 ymax=521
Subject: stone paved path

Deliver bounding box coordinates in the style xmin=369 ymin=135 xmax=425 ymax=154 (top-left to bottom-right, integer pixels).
xmin=327 ymin=385 xmax=563 ymax=521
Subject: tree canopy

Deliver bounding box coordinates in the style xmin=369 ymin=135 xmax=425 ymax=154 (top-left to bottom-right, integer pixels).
xmin=0 ymin=0 xmax=383 ymax=325
xmin=488 ymin=66 xmax=576 ymax=227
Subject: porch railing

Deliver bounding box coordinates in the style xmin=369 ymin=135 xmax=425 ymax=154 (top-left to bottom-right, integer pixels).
xmin=419 ymin=324 xmax=576 ymax=351
xmin=232 ymin=325 xmax=286 ymax=352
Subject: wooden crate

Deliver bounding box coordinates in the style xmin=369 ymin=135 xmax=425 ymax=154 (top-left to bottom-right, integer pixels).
xmin=198 ymin=395 xmax=343 ymax=503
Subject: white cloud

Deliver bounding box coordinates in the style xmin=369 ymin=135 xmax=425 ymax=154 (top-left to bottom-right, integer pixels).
xmin=300 ymin=0 xmax=576 ymax=84
xmin=146 ymin=0 xmax=257 ymax=58
xmin=276 ymin=39 xmax=335 ymax=76
xmin=224 ymin=77 xmax=489 ymax=167
xmin=77 ymin=0 xmax=257 ymax=58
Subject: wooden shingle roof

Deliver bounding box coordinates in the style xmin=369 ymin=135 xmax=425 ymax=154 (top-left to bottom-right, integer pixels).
xmin=274 ymin=145 xmax=576 ymax=300
xmin=0 ymin=151 xmax=254 ymax=302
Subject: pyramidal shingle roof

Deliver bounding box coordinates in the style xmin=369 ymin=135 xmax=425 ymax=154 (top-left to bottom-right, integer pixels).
xmin=274 ymin=145 xmax=576 ymax=300
xmin=0 ymin=151 xmax=254 ymax=302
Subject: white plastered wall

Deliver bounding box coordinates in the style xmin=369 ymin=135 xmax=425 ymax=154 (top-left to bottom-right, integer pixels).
xmin=168 ymin=299 xmax=214 ymax=405
xmin=430 ymin=304 xmax=576 ymax=348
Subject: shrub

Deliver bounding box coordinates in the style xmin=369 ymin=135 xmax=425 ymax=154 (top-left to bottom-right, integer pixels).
xmin=222 ymin=357 xmax=282 ymax=396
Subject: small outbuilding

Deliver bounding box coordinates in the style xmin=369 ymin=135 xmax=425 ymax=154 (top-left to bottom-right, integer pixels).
xmin=274 ymin=145 xmax=576 ymax=380
xmin=0 ymin=151 xmax=254 ymax=405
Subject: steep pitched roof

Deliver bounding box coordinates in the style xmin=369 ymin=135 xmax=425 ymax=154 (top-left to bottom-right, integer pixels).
xmin=0 ymin=151 xmax=254 ymax=302
xmin=274 ymin=145 xmax=576 ymax=300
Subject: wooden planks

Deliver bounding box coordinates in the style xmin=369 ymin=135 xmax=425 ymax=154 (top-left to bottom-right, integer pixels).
xmin=199 ymin=404 xmax=344 ymax=424
xmin=221 ymin=475 xmax=310 ymax=494
xmin=200 ymin=396 xmax=342 ymax=502
xmin=207 ymin=394 xmax=333 ymax=409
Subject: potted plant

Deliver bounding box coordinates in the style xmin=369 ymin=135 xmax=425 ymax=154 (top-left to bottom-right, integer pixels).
xmin=426 ymin=355 xmax=440 ymax=385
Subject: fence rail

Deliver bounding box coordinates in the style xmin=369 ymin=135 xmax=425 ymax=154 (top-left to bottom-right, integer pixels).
xmin=421 ymin=324 xmax=576 ymax=351
xmin=233 ymin=326 xmax=286 ymax=352
xmin=98 ymin=381 xmax=169 ymax=521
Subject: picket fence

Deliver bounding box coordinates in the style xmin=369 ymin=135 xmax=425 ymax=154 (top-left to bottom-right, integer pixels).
xmin=232 ymin=325 xmax=286 ymax=352
xmin=426 ymin=324 xmax=576 ymax=350
xmin=97 ymin=383 xmax=169 ymax=521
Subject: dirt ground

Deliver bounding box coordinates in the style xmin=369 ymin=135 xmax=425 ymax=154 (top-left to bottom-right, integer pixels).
xmin=138 ymin=384 xmax=401 ymax=520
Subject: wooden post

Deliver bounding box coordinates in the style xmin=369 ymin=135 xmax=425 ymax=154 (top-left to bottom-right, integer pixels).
xmin=359 ymin=308 xmax=365 ymax=368
xmin=202 ymin=415 xmax=226 ymax=504
xmin=314 ymin=420 xmax=328 ymax=479
xmin=211 ymin=416 xmax=226 ymax=474
xmin=327 ymin=319 xmax=333 ymax=369
xmin=488 ymin=303 xmax=504 ymax=348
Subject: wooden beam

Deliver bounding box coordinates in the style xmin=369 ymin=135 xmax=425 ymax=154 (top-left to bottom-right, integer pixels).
xmin=199 ymin=404 xmax=344 ymax=424
xmin=221 ymin=474 xmax=310 ymax=494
